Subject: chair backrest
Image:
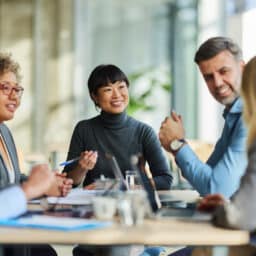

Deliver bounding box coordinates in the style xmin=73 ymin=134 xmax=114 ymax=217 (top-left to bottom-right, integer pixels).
xmin=168 ymin=139 xmax=214 ymax=188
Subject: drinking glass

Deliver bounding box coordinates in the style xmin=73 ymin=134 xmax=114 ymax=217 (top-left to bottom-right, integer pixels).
xmin=125 ymin=170 xmax=140 ymax=190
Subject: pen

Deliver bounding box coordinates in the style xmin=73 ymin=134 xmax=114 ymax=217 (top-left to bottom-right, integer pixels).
xmin=59 ymin=157 xmax=80 ymax=167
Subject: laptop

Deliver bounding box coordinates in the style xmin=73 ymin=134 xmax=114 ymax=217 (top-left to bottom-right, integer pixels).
xmin=131 ymin=156 xmax=211 ymax=220
xmin=105 ymin=153 xmax=128 ymax=191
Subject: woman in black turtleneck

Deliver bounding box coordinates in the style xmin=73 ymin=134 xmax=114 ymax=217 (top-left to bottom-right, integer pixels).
xmin=63 ymin=64 xmax=172 ymax=190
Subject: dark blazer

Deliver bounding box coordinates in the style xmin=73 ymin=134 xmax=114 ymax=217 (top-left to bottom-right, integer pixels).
xmin=0 ymin=123 xmax=26 ymax=189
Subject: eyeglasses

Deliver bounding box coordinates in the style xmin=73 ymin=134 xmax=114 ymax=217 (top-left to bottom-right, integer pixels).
xmin=0 ymin=82 xmax=24 ymax=98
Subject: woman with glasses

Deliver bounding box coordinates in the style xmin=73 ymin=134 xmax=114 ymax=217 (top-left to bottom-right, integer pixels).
xmin=63 ymin=64 xmax=173 ymax=256
xmin=0 ymin=55 xmax=26 ymax=188
xmin=0 ymin=52 xmax=73 ymax=256
xmin=0 ymin=52 xmax=72 ymax=194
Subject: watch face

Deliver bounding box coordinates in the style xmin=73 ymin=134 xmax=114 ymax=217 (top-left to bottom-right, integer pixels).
xmin=170 ymin=139 xmax=183 ymax=151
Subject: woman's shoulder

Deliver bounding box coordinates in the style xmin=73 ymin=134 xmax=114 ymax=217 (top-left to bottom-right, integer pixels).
xmin=0 ymin=123 xmax=12 ymax=136
xmin=75 ymin=116 xmax=100 ymax=129
xmin=127 ymin=116 xmax=155 ymax=134
xmin=0 ymin=123 xmax=15 ymax=145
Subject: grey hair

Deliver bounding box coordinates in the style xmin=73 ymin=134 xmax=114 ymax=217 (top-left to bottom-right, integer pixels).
xmin=194 ymin=37 xmax=242 ymax=64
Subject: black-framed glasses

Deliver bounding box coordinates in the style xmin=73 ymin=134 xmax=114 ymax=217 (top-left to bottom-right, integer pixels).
xmin=0 ymin=82 xmax=24 ymax=98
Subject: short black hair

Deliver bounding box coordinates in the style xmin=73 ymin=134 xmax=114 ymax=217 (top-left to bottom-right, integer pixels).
xmin=88 ymin=64 xmax=129 ymax=96
xmin=194 ymin=36 xmax=242 ymax=64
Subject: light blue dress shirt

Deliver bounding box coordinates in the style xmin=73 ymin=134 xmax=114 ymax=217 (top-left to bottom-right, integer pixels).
xmin=0 ymin=186 xmax=27 ymax=219
xmin=176 ymin=98 xmax=247 ymax=198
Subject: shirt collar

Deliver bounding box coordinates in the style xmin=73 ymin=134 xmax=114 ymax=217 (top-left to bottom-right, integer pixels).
xmin=223 ymin=97 xmax=243 ymax=118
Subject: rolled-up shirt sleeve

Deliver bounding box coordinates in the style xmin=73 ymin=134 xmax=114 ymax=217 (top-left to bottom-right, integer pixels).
xmin=176 ymin=142 xmax=247 ymax=197
xmin=0 ymin=186 xmax=27 ymax=219
xmin=175 ymin=102 xmax=247 ymax=198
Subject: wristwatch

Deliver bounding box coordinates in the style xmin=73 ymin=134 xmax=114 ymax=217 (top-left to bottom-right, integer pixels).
xmin=169 ymin=139 xmax=186 ymax=153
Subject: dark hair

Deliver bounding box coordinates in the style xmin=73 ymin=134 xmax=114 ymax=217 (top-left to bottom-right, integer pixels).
xmin=194 ymin=37 xmax=242 ymax=64
xmin=88 ymin=64 xmax=129 ymax=97
xmin=0 ymin=52 xmax=22 ymax=82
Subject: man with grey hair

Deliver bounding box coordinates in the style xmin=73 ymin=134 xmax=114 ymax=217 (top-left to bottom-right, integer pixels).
xmin=159 ymin=36 xmax=247 ymax=198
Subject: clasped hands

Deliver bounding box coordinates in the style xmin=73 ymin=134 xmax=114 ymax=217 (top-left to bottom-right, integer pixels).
xmin=45 ymin=172 xmax=73 ymax=197
xmin=21 ymin=164 xmax=73 ymax=200
xmin=159 ymin=110 xmax=185 ymax=152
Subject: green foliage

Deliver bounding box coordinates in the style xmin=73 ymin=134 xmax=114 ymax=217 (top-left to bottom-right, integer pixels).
xmin=127 ymin=66 xmax=171 ymax=115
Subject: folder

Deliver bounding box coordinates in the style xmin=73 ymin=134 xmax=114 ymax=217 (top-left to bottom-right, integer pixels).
xmin=0 ymin=215 xmax=112 ymax=231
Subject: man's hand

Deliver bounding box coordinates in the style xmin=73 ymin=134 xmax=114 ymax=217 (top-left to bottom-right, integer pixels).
xmin=197 ymin=194 xmax=226 ymax=213
xmin=21 ymin=164 xmax=54 ymax=200
xmin=159 ymin=111 xmax=185 ymax=152
xmin=45 ymin=172 xmax=73 ymax=197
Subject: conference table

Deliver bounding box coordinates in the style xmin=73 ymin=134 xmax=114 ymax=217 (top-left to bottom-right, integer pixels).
xmin=0 ymin=190 xmax=250 ymax=256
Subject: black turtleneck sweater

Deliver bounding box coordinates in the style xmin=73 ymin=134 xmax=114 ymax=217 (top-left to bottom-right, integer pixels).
xmin=63 ymin=111 xmax=172 ymax=190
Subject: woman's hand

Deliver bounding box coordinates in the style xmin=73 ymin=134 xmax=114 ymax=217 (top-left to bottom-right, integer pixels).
xmin=78 ymin=150 xmax=98 ymax=172
xmin=22 ymin=164 xmax=55 ymax=200
xmin=197 ymin=194 xmax=226 ymax=213
xmin=45 ymin=172 xmax=73 ymax=197
xmin=55 ymin=172 xmax=73 ymax=196
xmin=84 ymin=183 xmax=96 ymax=190
xmin=64 ymin=151 xmax=98 ymax=186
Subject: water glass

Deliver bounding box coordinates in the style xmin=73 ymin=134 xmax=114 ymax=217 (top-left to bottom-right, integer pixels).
xmin=125 ymin=170 xmax=140 ymax=190
xmin=117 ymin=190 xmax=148 ymax=226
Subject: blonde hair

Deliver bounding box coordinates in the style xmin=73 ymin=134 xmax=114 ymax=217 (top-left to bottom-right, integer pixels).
xmin=241 ymin=56 xmax=256 ymax=149
xmin=0 ymin=52 xmax=22 ymax=82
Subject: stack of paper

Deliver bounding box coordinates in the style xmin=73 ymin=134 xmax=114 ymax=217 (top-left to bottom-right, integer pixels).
xmin=30 ymin=188 xmax=104 ymax=205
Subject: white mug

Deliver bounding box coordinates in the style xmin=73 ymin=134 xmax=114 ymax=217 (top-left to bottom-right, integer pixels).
xmin=92 ymin=196 xmax=117 ymax=220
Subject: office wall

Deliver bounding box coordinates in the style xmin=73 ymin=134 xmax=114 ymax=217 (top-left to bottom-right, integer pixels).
xmin=0 ymin=0 xmax=173 ymax=168
xmin=0 ymin=0 xmax=74 ymax=162
xmin=196 ymin=0 xmax=226 ymax=143
xmin=0 ymin=0 xmax=34 ymax=155
xmin=2 ymin=0 xmax=250 ymax=167
xmin=196 ymin=0 xmax=256 ymax=143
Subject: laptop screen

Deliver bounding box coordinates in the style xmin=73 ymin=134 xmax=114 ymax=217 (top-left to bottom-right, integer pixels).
xmin=131 ymin=156 xmax=161 ymax=212
xmin=105 ymin=153 xmax=128 ymax=191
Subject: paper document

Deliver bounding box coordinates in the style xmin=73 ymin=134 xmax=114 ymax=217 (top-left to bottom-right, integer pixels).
xmin=0 ymin=215 xmax=112 ymax=231
xmin=30 ymin=188 xmax=104 ymax=205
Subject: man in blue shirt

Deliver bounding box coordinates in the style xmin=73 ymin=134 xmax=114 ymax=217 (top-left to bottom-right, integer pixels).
xmin=159 ymin=37 xmax=247 ymax=198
